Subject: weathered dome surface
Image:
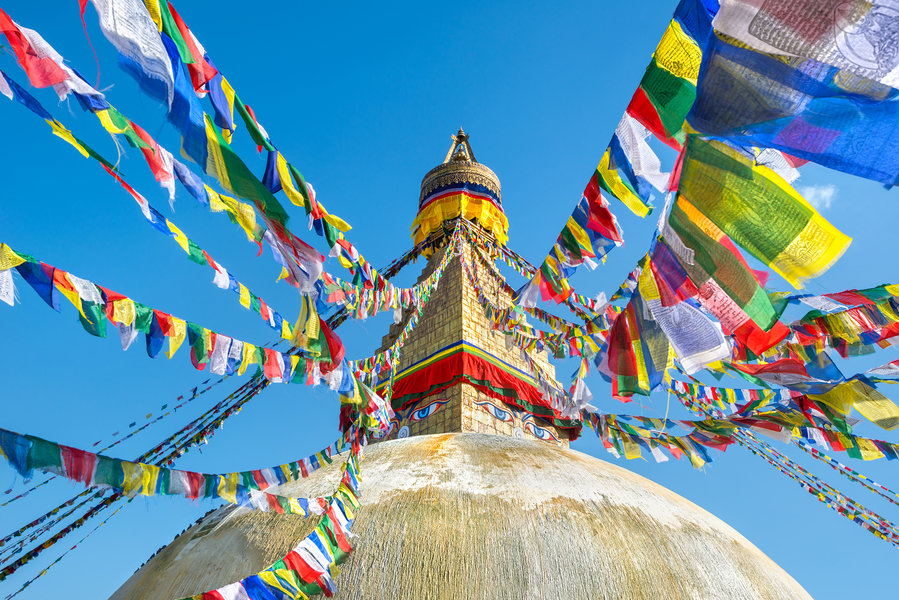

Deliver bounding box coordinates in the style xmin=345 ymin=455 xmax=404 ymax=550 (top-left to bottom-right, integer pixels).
xmin=111 ymin=433 xmax=811 ymax=600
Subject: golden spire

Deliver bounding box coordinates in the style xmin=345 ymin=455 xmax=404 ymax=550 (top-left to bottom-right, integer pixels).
xmin=443 ymin=127 xmax=477 ymax=164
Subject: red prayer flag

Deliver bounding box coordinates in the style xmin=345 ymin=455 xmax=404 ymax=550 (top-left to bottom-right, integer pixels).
xmin=0 ymin=9 xmax=67 ymax=88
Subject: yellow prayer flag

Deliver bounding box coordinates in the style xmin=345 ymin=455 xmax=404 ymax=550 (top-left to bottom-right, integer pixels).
xmin=238 ymin=343 xmax=257 ymax=375
xmin=638 ymin=260 xmax=661 ymax=302
xmin=231 ymin=198 xmax=260 ymax=242
xmin=0 ymin=244 xmax=26 ymax=270
xmin=95 ymin=109 xmax=130 ymax=135
xmin=111 ymin=298 xmax=136 ymax=326
xmin=165 ymin=220 xmax=191 ymax=254
xmin=856 ymin=438 xmax=885 ymax=461
xmin=338 ymin=254 xmax=354 ymax=270
xmin=282 ymin=319 xmax=294 ymax=341
xmin=166 ymin=317 xmax=187 ymax=359
xmin=143 ymin=0 xmax=164 ymax=30
xmin=204 ymin=116 xmax=233 ymax=191
xmin=265 ymin=570 xmax=309 ymax=599
xmin=653 ymin=19 xmax=702 ymax=84
xmin=620 ymin=433 xmax=642 ymax=460
xmin=206 ymin=185 xmax=228 ymax=214
xmin=140 ymin=464 xmax=161 ymax=496
xmin=323 ymin=212 xmax=352 ymax=233
xmin=810 ymin=380 xmax=899 ymax=430
xmin=276 ymin=152 xmax=306 ymax=208
xmin=238 ymin=283 xmax=251 ymax=308
xmin=205 ymin=185 xmax=260 ymax=243
xmin=852 ymin=385 xmax=899 ymax=431
xmin=47 ymin=120 xmax=89 ymax=158
xmin=217 ymin=474 xmax=239 ymax=504
xmin=287 ymin=498 xmax=304 ymax=515
xmin=121 ymin=462 xmax=143 ymax=496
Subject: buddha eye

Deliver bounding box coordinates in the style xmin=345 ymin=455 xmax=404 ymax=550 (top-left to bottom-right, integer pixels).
xmin=525 ymin=421 xmax=558 ymax=442
xmin=474 ymin=400 xmax=513 ymax=423
xmin=409 ymin=398 xmax=449 ymax=422
xmin=398 ymin=399 xmax=422 ymax=421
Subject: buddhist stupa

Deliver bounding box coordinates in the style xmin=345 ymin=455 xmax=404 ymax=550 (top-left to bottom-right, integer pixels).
xmin=110 ymin=132 xmax=812 ymax=600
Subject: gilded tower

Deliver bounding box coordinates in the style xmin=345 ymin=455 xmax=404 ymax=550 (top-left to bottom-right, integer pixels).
xmin=376 ymin=129 xmax=578 ymax=445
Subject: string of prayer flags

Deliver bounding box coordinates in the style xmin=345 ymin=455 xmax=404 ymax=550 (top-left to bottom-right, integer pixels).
xmin=478 ymin=227 xmax=610 ymax=319
xmin=1 ymin=243 xmax=357 ymax=392
xmin=783 ymin=284 xmax=899 ymax=318
xmin=0 ymin=74 xmax=300 ymax=341
xmin=0 ymin=19 xmax=262 ymax=246
xmin=688 ymin=28 xmax=899 ymax=186
xmin=0 ymin=428 xmax=346 ymax=516
xmin=0 ymin=10 xmax=329 ymax=294
xmin=81 ymin=0 xmax=396 ymax=295
xmin=360 ymin=226 xmax=461 ymax=379
xmin=514 ymin=193 xmax=623 ymax=308
xmin=465 ymin=232 xmax=615 ymax=339
xmin=460 ymin=239 xmax=606 ymax=367
xmin=0 ymin=375 xmax=273 ymax=583
xmin=512 ymin=0 xmax=719 ymax=309
xmin=797 ymin=442 xmax=899 ymax=507
xmin=673 ymin=375 xmax=899 ymax=460
xmin=180 ymin=452 xmax=362 ymax=600
xmin=0 ymin=376 xmax=226 ymax=509
xmin=790 ymin=292 xmax=899 ymax=356
xmin=734 ymin=429 xmax=899 ymax=546
xmin=0 ymin=63 xmax=425 ymax=408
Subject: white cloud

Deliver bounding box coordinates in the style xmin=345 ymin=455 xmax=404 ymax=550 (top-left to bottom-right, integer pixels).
xmin=798 ymin=184 xmax=838 ymax=211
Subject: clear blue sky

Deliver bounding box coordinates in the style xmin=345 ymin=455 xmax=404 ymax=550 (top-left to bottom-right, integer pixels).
xmin=1 ymin=1 xmax=897 ymax=598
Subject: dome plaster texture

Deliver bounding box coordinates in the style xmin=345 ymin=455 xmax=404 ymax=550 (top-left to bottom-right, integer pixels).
xmin=110 ymin=433 xmax=812 ymax=600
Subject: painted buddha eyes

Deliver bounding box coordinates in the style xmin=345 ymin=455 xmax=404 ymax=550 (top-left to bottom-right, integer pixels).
xmin=401 ymin=396 xmax=557 ymax=442
xmin=474 ymin=400 xmax=513 ymax=423
xmin=525 ymin=421 xmax=559 ymax=442
xmin=409 ymin=398 xmax=449 ymax=422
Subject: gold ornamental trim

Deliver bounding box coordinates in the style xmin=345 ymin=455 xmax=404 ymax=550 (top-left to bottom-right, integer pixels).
xmin=419 ymin=162 xmax=502 ymax=204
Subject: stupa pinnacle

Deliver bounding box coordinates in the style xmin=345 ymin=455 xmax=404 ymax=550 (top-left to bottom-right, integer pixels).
xmin=411 ymin=130 xmax=507 ymax=248
xmin=379 ymin=131 xmax=578 ymax=445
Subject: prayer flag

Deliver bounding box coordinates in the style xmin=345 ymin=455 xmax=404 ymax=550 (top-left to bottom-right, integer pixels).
xmin=678 ymin=137 xmax=851 ymax=288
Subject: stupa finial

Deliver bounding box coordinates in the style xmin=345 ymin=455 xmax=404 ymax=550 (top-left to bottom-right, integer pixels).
xmin=443 ymin=127 xmax=477 ymax=164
